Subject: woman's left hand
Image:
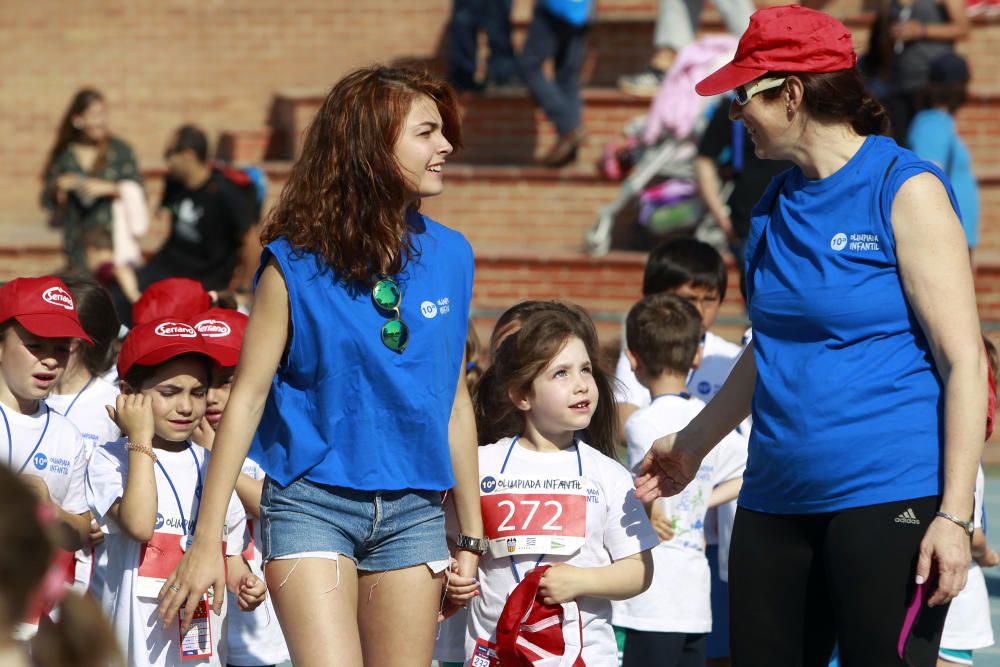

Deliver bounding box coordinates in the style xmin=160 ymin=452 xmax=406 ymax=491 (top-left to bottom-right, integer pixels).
xmin=915 ymin=516 xmax=971 ymax=607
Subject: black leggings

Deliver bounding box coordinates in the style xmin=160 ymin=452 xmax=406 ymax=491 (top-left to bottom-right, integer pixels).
xmin=729 ymin=496 xmax=949 ymax=667
xmin=622 ymin=630 xmax=706 ymax=667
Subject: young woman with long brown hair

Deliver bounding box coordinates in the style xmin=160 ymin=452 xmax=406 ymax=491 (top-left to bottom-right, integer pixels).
xmin=156 ymin=66 xmax=483 ymax=667
xmin=41 ymin=89 xmax=143 ymax=273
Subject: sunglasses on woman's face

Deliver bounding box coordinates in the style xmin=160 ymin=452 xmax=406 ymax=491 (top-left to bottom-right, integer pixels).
xmin=371 ymin=278 xmax=409 ymax=353
xmin=735 ymin=77 xmax=787 ymax=105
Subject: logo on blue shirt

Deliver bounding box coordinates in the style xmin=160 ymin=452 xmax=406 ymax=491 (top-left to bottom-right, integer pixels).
xmin=420 ymin=301 xmax=438 ymax=319
xmin=33 ymin=453 xmax=47 ymax=471
xmin=480 ymin=476 xmax=497 ymax=494
xmin=697 ymin=381 xmax=711 ymax=395
xmin=830 ymin=233 xmax=848 ymax=251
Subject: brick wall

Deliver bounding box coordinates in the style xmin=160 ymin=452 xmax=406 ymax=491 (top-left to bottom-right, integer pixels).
xmin=0 ymin=0 xmax=458 ymax=226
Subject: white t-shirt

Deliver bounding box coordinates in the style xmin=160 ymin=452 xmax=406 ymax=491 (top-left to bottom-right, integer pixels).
xmin=1 ymin=402 xmax=89 ymax=515
xmin=612 ymin=395 xmax=746 ymax=633
xmin=614 ymin=330 xmax=746 ymax=553
xmin=86 ymin=439 xmax=246 ymax=667
xmin=613 ymin=331 xmax=742 ymax=408
xmin=46 ymin=377 xmax=121 ymax=593
xmin=46 ymin=376 xmax=121 ymax=459
xmin=939 ymin=466 xmax=994 ymax=650
xmin=468 ymin=438 xmax=658 ymax=665
xmin=225 ymin=459 xmax=289 ymax=666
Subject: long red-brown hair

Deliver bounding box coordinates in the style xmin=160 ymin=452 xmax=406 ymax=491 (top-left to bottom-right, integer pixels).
xmin=262 ymin=66 xmax=463 ymax=284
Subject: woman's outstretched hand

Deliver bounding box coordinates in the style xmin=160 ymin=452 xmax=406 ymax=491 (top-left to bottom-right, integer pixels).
xmin=157 ymin=538 xmax=227 ymax=632
xmin=633 ymin=432 xmax=703 ymax=504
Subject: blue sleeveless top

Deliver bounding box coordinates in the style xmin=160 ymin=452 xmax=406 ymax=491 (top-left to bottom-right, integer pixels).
xmin=250 ymin=212 xmax=474 ymax=491
xmin=742 ymin=135 xmax=960 ymax=513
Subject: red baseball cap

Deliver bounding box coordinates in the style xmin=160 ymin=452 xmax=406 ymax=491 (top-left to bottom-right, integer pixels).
xmin=495 ymin=566 xmax=584 ymax=667
xmin=190 ymin=308 xmax=248 ymax=368
xmin=118 ymin=318 xmax=224 ymax=381
xmin=696 ymin=5 xmax=857 ymax=96
xmin=0 ymin=276 xmax=93 ymax=343
xmin=132 ymin=278 xmax=211 ymax=328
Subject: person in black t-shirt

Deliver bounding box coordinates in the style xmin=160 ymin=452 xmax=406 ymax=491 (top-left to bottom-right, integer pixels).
xmin=694 ymin=100 xmax=791 ymax=267
xmin=110 ymin=126 xmax=257 ymax=325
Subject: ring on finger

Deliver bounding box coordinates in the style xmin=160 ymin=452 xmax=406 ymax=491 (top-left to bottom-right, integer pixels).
xmin=169 ymin=584 xmax=180 ymax=592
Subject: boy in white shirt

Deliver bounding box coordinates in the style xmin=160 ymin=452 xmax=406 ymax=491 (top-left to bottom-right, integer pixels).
xmin=612 ymin=293 xmax=746 ymax=667
xmin=613 ymin=239 xmax=746 ymax=666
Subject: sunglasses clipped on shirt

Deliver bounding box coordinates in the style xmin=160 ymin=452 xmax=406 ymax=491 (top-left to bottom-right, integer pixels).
xmin=734 ymin=76 xmax=787 ymax=105
xmin=371 ymin=277 xmax=409 ymax=353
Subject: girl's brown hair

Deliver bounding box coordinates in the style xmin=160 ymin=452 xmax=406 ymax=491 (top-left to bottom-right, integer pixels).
xmin=58 ymin=275 xmax=121 ymax=376
xmin=42 ymin=88 xmax=108 ymax=179
xmin=261 ymin=66 xmax=463 ymax=285
xmin=474 ymin=305 xmax=618 ymax=458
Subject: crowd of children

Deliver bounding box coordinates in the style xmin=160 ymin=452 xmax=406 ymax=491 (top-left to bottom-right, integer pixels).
xmin=0 ymin=234 xmax=995 ymax=667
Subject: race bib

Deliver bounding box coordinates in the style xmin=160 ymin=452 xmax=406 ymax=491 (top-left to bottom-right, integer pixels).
xmin=137 ymin=529 xmax=186 ymax=598
xmin=136 ymin=522 xmax=228 ymax=598
xmin=469 ymin=637 xmax=500 ymax=667
xmin=480 ymin=475 xmax=587 ymax=557
xmin=179 ymin=595 xmax=213 ymax=661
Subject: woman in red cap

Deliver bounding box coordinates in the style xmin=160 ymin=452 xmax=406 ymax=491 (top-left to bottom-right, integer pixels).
xmin=633 ymin=6 xmax=986 ymax=665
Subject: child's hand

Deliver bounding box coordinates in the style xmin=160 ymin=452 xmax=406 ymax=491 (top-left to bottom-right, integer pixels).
xmin=236 ymin=573 xmax=266 ymax=611
xmin=649 ymin=502 xmax=675 ymax=542
xmin=107 ymin=394 xmax=155 ymax=445
xmin=192 ymin=417 xmax=215 ymax=451
xmin=88 ymin=518 xmax=105 ymax=547
xmin=537 ymin=564 xmax=587 ymax=605
xmin=976 ymin=546 xmax=999 ymax=568
xmin=444 ymin=559 xmax=479 ymax=606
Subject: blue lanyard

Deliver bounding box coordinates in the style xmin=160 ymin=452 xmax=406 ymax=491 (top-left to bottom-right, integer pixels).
xmin=501 ymin=434 xmax=584 ymax=583
xmin=154 ymin=443 xmax=202 ymax=533
xmin=57 ymin=375 xmax=95 ymax=418
xmin=650 ymin=392 xmax=691 ymax=401
xmin=1 ymin=403 xmax=51 ymax=474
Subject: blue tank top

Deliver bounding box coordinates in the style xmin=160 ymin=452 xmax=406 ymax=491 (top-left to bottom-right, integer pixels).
xmin=250 ymin=212 xmax=474 ymax=491
xmin=742 ymin=134 xmax=961 ymax=513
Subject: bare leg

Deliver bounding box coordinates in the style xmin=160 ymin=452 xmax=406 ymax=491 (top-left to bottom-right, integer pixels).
xmin=357 ymin=565 xmax=446 ymax=667
xmin=265 ymin=556 xmax=363 ymax=667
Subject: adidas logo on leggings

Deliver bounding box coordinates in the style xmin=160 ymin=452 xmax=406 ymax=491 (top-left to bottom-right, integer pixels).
xmin=894 ymin=508 xmax=921 ymax=525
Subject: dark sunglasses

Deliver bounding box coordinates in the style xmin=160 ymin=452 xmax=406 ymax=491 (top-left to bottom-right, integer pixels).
xmin=371 ymin=278 xmax=409 ymax=353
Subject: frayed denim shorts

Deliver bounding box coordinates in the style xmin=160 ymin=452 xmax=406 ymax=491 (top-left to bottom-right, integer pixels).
xmin=259 ymin=476 xmax=450 ymax=572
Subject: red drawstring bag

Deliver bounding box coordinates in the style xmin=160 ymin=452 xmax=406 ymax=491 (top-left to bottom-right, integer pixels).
xmin=495 ymin=565 xmax=586 ymax=667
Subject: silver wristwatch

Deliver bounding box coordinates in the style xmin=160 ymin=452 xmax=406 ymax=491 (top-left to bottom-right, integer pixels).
xmin=455 ymin=534 xmax=489 ymax=555
xmin=935 ymin=511 xmax=974 ymax=536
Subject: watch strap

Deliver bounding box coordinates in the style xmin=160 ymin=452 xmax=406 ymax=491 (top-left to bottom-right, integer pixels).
xmin=935 ymin=511 xmax=974 ymax=535
xmin=455 ymin=534 xmax=488 ymax=554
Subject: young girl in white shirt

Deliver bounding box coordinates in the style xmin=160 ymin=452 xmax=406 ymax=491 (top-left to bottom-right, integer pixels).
xmin=46 ymin=276 xmax=122 ymax=595
xmin=449 ymin=305 xmax=658 ymax=665
xmin=86 ymin=318 xmax=266 ymax=667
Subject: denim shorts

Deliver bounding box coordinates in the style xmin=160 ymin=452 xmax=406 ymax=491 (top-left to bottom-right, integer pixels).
xmin=259 ymin=476 xmax=449 ymax=571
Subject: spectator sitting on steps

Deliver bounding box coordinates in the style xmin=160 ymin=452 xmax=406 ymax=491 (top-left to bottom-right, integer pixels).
xmin=111 ymin=125 xmax=257 ymax=325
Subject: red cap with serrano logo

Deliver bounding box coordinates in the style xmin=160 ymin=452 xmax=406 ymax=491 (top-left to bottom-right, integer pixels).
xmin=695 ymin=5 xmax=857 ymax=97
xmin=0 ymin=276 xmax=93 ymax=343
xmin=117 ymin=317 xmax=224 ymax=380
xmin=190 ymin=308 xmax=248 ymax=368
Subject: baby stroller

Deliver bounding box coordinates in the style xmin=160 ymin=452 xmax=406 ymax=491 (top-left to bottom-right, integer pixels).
xmin=585 ymin=35 xmax=738 ymax=256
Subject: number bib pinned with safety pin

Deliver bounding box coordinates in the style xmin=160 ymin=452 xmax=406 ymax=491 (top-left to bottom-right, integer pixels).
xmin=480 ymin=475 xmax=588 ymax=558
